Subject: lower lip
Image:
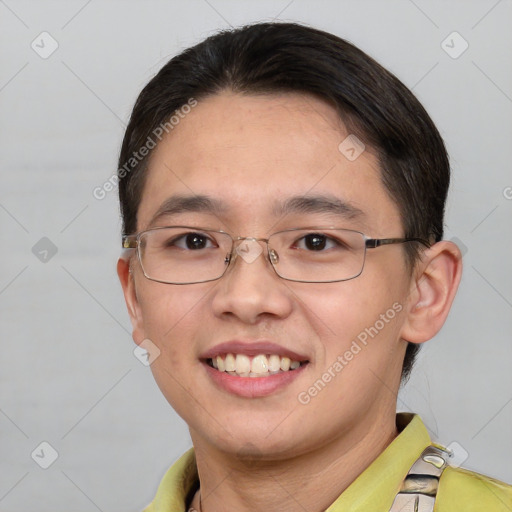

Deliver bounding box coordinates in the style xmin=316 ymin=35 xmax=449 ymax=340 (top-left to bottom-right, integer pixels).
xmin=202 ymin=361 xmax=307 ymax=398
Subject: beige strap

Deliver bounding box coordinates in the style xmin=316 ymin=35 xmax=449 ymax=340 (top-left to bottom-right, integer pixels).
xmin=388 ymin=444 xmax=450 ymax=512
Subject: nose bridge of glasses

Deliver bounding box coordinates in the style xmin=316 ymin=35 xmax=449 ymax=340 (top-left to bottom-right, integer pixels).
xmin=234 ymin=238 xmax=281 ymax=270
xmin=229 ymin=236 xmax=269 ymax=265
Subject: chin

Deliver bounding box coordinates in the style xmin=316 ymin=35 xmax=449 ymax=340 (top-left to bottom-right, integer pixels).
xmin=193 ymin=416 xmax=314 ymax=460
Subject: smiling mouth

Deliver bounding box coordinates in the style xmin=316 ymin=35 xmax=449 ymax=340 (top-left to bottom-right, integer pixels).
xmin=206 ymin=353 xmax=308 ymax=378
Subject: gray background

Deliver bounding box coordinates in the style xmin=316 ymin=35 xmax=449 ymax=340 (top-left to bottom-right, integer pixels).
xmin=1 ymin=0 xmax=511 ymax=510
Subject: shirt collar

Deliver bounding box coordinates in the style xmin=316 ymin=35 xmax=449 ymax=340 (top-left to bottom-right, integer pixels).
xmin=146 ymin=413 xmax=431 ymax=512
xmin=326 ymin=413 xmax=431 ymax=511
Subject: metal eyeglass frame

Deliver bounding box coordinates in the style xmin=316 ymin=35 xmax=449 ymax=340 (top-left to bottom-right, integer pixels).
xmin=122 ymin=226 xmax=431 ymax=285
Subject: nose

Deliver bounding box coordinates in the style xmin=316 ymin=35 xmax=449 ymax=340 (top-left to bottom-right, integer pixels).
xmin=211 ymin=238 xmax=293 ymax=324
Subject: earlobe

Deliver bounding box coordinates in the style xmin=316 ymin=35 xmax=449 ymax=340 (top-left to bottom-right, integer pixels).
xmin=117 ymin=257 xmax=146 ymax=344
xmin=400 ymin=241 xmax=463 ymax=344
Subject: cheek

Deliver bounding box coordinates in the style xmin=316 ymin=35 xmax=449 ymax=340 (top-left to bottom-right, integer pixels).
xmin=296 ymin=283 xmax=406 ymax=418
xmin=138 ymin=284 xmax=217 ymax=415
xmin=137 ymin=281 xmax=217 ymax=358
xmin=299 ymin=272 xmax=407 ymax=363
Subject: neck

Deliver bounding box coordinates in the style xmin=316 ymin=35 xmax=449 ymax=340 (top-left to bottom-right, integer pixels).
xmin=189 ymin=411 xmax=398 ymax=512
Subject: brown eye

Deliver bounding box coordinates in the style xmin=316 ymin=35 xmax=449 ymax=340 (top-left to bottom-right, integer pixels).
xmin=167 ymin=232 xmax=216 ymax=250
xmin=304 ymin=234 xmax=327 ymax=250
xmin=184 ymin=233 xmax=209 ymax=249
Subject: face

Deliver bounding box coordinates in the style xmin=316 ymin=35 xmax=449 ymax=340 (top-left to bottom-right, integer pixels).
xmin=122 ymin=91 xmax=416 ymax=460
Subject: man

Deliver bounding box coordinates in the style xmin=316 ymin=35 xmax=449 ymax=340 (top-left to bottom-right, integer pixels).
xmin=117 ymin=22 xmax=511 ymax=511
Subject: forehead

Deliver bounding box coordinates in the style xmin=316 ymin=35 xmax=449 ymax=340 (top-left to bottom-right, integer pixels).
xmin=137 ymin=91 xmax=401 ymax=234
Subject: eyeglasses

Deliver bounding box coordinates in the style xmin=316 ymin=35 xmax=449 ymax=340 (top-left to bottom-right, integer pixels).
xmin=122 ymin=226 xmax=430 ymax=285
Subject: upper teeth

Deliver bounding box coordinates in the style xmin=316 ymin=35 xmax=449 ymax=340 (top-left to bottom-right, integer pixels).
xmin=211 ymin=353 xmax=302 ymax=377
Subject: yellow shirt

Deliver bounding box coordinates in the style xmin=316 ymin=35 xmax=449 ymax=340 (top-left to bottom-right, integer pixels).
xmin=143 ymin=414 xmax=511 ymax=511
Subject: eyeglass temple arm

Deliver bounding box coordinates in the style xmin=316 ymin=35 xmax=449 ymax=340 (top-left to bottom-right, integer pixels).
xmin=365 ymin=237 xmax=431 ymax=249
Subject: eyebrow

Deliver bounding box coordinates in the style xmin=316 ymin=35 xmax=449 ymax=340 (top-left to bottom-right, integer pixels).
xmin=272 ymin=194 xmax=365 ymax=221
xmin=147 ymin=193 xmax=365 ymax=228
xmin=148 ymin=194 xmax=227 ymax=227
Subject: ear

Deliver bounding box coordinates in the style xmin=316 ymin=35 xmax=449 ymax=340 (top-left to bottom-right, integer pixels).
xmin=117 ymin=256 xmax=146 ymax=344
xmin=400 ymin=240 xmax=463 ymax=344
